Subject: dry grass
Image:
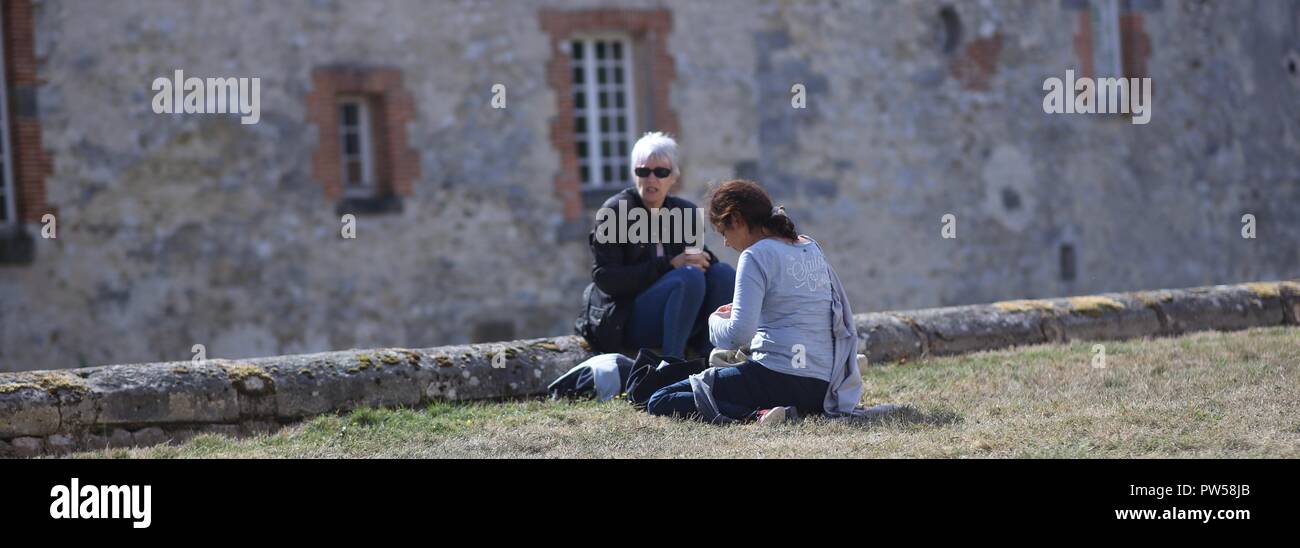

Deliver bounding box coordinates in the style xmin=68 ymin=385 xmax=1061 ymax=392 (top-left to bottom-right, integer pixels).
xmin=69 ymin=326 xmax=1300 ymax=458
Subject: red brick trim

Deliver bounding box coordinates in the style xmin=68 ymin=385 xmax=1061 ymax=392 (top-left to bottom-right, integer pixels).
xmin=305 ymin=67 xmax=419 ymax=200
xmin=949 ymin=34 xmax=1003 ymax=91
xmin=1074 ymin=9 xmax=1096 ymax=78
xmin=2 ymin=0 xmax=53 ymax=223
xmin=1074 ymin=7 xmax=1151 ymax=81
xmin=1118 ymin=12 xmax=1151 ymax=80
xmin=540 ymin=8 xmax=680 ymax=221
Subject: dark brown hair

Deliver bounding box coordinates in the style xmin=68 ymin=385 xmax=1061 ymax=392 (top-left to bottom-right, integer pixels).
xmin=707 ymin=179 xmax=798 ymax=241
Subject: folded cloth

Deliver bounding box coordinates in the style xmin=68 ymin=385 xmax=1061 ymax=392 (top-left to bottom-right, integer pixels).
xmin=708 ymin=347 xmax=749 ymax=368
xmin=588 ymin=353 xmax=633 ymax=401
xmin=547 ymin=353 xmax=634 ymax=401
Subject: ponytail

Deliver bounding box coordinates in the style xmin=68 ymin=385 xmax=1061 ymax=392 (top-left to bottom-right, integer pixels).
xmin=707 ymin=179 xmax=799 ymax=240
xmin=762 ymin=206 xmax=798 ymax=241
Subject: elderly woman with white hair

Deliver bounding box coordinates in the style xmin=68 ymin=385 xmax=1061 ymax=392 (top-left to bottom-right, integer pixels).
xmin=575 ymin=132 xmax=736 ymax=359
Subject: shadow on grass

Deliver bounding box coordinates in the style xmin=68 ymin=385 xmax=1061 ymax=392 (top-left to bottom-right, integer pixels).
xmin=834 ymin=404 xmax=964 ymax=428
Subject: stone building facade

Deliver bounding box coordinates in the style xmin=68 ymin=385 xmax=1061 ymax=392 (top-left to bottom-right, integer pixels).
xmin=0 ymin=0 xmax=1297 ymax=371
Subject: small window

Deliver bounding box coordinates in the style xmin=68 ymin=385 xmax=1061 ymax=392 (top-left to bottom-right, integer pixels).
xmin=337 ymin=97 xmax=375 ymax=198
xmin=0 ymin=12 xmax=18 ymax=230
xmin=1060 ymin=243 xmax=1077 ymax=282
xmin=570 ymin=36 xmax=637 ymax=190
xmin=937 ymin=5 xmax=962 ymax=54
xmin=308 ymin=67 xmax=420 ymax=211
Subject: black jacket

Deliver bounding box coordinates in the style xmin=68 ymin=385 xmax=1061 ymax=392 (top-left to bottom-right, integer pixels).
xmin=575 ymin=188 xmax=719 ymax=353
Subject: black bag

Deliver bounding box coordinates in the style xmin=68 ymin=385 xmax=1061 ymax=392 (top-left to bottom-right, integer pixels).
xmin=625 ymin=348 xmax=708 ymax=410
xmin=574 ymin=282 xmax=624 ymax=353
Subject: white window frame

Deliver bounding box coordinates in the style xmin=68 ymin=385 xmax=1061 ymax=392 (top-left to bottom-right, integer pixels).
xmin=1089 ymin=0 xmax=1123 ymax=80
xmin=0 ymin=10 xmax=19 ymax=229
xmin=337 ymin=96 xmax=375 ymax=198
xmin=568 ymin=34 xmax=638 ymax=190
xmin=1088 ymin=0 xmax=1135 ymax=117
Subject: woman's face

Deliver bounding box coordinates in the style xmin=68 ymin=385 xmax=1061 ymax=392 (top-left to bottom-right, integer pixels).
xmin=634 ymin=155 xmax=677 ymax=209
xmin=716 ymin=219 xmax=761 ymax=252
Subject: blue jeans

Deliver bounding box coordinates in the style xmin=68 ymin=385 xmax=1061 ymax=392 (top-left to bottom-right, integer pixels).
xmin=646 ymin=360 xmax=829 ymax=420
xmin=623 ymin=262 xmax=736 ymax=359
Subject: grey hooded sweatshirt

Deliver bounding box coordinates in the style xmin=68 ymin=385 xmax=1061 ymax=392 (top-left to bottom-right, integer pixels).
xmin=690 ymin=237 xmax=865 ymax=422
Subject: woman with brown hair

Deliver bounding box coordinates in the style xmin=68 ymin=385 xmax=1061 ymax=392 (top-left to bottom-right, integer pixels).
xmin=645 ymin=179 xmax=864 ymax=424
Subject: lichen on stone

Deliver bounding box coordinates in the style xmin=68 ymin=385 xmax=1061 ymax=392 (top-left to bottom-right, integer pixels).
xmin=222 ymin=362 xmax=273 ymax=383
xmin=434 ymin=356 xmax=454 ymax=368
xmin=0 ymin=381 xmax=40 ymax=394
xmin=40 ymin=372 xmax=90 ymax=394
xmin=379 ymin=350 xmax=401 ymax=365
xmin=0 ymin=372 xmax=92 ymax=398
xmin=993 ymin=300 xmax=1056 ymax=313
xmin=1068 ymin=296 xmax=1125 ymax=317
xmin=1242 ymin=282 xmax=1288 ymax=299
xmin=356 ymin=353 xmax=373 ymax=369
xmin=532 ymin=341 xmax=563 ymax=352
xmin=399 ymin=350 xmax=422 ymax=365
xmin=1134 ymin=291 xmax=1175 ymax=307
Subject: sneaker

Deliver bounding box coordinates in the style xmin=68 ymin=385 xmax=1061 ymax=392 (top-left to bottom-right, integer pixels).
xmin=757 ymin=406 xmax=797 ymax=425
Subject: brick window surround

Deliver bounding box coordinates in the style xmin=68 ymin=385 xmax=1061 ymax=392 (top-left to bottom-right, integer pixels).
xmin=540 ymin=8 xmax=681 ymax=222
xmin=949 ymin=34 xmax=1003 ymax=91
xmin=2 ymin=0 xmax=52 ymax=224
xmin=1072 ymin=1 xmax=1152 ymax=82
xmin=305 ymin=67 xmax=419 ymax=202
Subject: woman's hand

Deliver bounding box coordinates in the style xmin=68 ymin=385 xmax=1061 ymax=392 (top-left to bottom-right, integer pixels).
xmin=670 ymin=252 xmax=710 ymax=271
xmin=712 ymin=303 xmax=732 ymax=318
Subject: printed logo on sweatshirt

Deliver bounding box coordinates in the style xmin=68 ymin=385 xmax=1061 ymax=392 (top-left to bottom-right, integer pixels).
xmin=786 ymin=253 xmax=829 ymax=293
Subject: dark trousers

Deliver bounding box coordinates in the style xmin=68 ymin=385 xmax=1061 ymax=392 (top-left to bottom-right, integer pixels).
xmin=646 ymin=360 xmax=829 ymax=420
xmin=623 ymin=263 xmax=736 ymax=359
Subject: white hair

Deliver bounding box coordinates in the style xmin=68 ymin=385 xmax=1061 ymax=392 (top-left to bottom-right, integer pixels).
xmin=629 ymin=132 xmax=678 ymax=176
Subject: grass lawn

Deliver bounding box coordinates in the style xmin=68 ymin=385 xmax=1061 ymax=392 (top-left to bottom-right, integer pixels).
xmin=70 ymin=326 xmax=1300 ymax=458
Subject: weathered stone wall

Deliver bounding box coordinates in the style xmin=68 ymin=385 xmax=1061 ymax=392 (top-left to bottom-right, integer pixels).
xmin=1 ymin=1 xmax=1298 ymax=371
xmin=2 ymin=280 xmax=1297 ymax=457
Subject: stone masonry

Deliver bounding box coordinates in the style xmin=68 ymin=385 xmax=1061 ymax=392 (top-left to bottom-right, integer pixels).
xmin=0 ymin=0 xmax=1297 ymax=371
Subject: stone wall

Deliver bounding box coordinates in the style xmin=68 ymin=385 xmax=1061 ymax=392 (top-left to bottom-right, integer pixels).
xmin=1 ymin=0 xmax=1298 ymax=371
xmin=2 ymin=280 xmax=1296 ymax=457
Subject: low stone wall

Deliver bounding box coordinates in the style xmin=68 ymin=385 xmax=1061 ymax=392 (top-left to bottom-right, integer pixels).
xmin=856 ymin=281 xmax=1300 ymax=363
xmin=3 ymin=280 xmax=1297 ymax=457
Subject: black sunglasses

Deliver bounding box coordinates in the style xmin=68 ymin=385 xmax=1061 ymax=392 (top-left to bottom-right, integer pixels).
xmin=634 ymin=167 xmax=673 ymax=178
